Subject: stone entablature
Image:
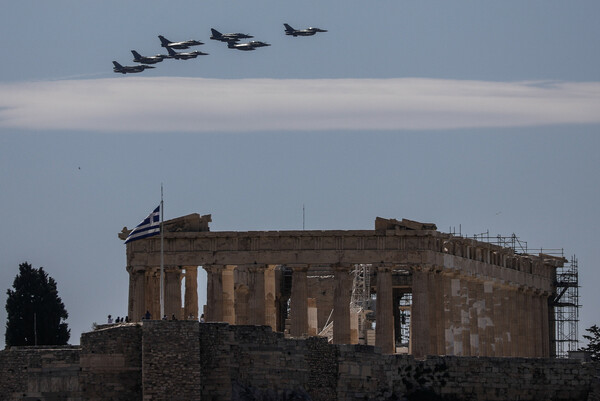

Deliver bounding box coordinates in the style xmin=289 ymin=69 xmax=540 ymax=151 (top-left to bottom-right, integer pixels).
xmin=127 ymin=227 xmax=558 ymax=293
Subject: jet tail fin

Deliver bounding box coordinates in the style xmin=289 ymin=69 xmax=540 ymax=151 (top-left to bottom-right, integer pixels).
xmin=283 ymin=23 xmax=294 ymax=32
xmin=158 ymin=35 xmax=171 ymax=47
xmin=210 ymin=28 xmax=222 ymax=38
xmin=131 ymin=50 xmax=141 ymax=59
xmin=112 ymin=61 xmax=123 ymax=68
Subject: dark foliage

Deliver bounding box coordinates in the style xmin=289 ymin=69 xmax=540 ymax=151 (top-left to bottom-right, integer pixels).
xmin=5 ymin=262 xmax=70 ymax=347
xmin=580 ymin=324 xmax=600 ymax=361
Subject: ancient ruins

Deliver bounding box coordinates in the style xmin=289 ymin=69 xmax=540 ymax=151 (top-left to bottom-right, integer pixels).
xmin=121 ymin=214 xmax=563 ymax=358
xmin=1 ymin=214 xmax=596 ymax=401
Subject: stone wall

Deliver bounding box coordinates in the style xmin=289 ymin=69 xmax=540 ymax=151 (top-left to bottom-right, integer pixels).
xmin=80 ymin=323 xmax=142 ymax=401
xmin=199 ymin=322 xmax=235 ymax=400
xmin=199 ymin=323 xmax=320 ymax=400
xmin=1 ymin=322 xmax=599 ymax=401
xmin=0 ymin=345 xmax=81 ymax=401
xmin=142 ymin=320 xmax=201 ymax=400
xmin=335 ymin=346 xmax=599 ymax=401
xmin=196 ymin=323 xmax=599 ymax=401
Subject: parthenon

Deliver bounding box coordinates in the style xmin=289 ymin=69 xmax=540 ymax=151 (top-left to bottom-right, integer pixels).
xmin=121 ymin=214 xmax=563 ymax=358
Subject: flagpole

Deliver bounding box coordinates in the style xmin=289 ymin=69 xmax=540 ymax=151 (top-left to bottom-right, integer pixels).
xmin=160 ymin=184 xmax=164 ymax=319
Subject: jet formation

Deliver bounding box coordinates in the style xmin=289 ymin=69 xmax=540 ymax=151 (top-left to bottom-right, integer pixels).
xmin=112 ymin=24 xmax=327 ymax=74
xmin=209 ymin=28 xmax=271 ymax=52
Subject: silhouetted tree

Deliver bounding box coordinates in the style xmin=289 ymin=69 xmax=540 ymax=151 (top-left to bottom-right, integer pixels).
xmin=580 ymin=324 xmax=600 ymax=361
xmin=5 ymin=262 xmax=70 ymax=346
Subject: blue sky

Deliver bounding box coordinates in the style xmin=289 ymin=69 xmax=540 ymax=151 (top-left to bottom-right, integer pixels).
xmin=1 ymin=1 xmax=599 ymax=349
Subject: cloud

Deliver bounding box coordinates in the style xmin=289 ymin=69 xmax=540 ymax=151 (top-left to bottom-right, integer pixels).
xmin=0 ymin=77 xmax=599 ymax=132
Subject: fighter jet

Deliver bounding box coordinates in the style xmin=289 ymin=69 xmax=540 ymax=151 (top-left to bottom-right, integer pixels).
xmin=158 ymin=35 xmax=204 ymax=49
xmin=112 ymin=61 xmax=155 ymax=74
xmin=131 ymin=50 xmax=168 ymax=64
xmin=227 ymin=40 xmax=271 ymax=51
xmin=165 ymin=47 xmax=208 ymax=60
xmin=283 ymin=24 xmax=327 ymax=37
xmin=210 ymin=28 xmax=253 ymax=43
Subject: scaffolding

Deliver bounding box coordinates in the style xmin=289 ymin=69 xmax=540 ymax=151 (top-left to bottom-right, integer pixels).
xmin=397 ymin=292 xmax=411 ymax=348
xmin=350 ymin=264 xmax=371 ymax=312
xmin=350 ymin=264 xmax=372 ymax=343
xmin=553 ymin=255 xmax=580 ymax=357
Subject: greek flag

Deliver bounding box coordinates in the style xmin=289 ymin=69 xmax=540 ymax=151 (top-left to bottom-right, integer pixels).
xmin=124 ymin=205 xmax=161 ymax=244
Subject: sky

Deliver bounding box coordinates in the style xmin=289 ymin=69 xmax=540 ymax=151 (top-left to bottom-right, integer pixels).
xmin=1 ymin=1 xmax=599 ymax=350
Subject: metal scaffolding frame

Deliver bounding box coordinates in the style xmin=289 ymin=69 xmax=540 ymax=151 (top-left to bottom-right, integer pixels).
xmin=350 ymin=264 xmax=372 ymax=342
xmin=553 ymin=255 xmax=580 ymax=357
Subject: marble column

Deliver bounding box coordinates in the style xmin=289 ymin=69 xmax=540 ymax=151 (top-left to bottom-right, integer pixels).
xmin=475 ymin=280 xmax=487 ymax=356
xmin=376 ymin=265 xmax=394 ymax=354
xmin=333 ymin=265 xmax=352 ymax=345
xmin=427 ymin=270 xmax=441 ymax=355
xmin=145 ymin=268 xmax=160 ymax=320
xmin=459 ymin=277 xmax=471 ymax=356
xmin=410 ymin=268 xmax=430 ymax=358
xmin=234 ymin=284 xmax=249 ymax=325
xmin=446 ymin=273 xmax=470 ymax=356
xmin=264 ymin=265 xmax=277 ymax=331
xmin=222 ymin=265 xmax=236 ymax=325
xmin=164 ymin=268 xmax=182 ymax=319
xmin=515 ymin=287 xmax=530 ymax=357
xmin=434 ymin=271 xmax=445 ymax=355
xmin=449 ymin=274 xmax=470 ymax=356
xmin=204 ymin=265 xmax=224 ymax=322
xmin=497 ymin=285 xmax=507 ymax=355
xmin=541 ymin=292 xmax=550 ymax=357
xmin=506 ymin=288 xmax=518 ymax=357
xmin=248 ymin=265 xmax=266 ymax=326
xmin=524 ymin=288 xmax=536 ymax=357
xmin=483 ymin=281 xmax=495 ymax=356
xmin=290 ymin=265 xmax=309 ymax=337
xmin=491 ymin=282 xmax=503 ymax=356
xmin=502 ymin=286 xmax=514 ymax=357
xmin=128 ymin=266 xmax=146 ymax=322
xmin=184 ymin=266 xmax=198 ymax=320
xmin=308 ymin=298 xmax=318 ymax=336
xmin=468 ymin=279 xmax=480 ymax=356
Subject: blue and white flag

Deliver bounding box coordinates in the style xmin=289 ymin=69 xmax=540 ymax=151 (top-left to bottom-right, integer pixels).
xmin=124 ymin=205 xmax=161 ymax=244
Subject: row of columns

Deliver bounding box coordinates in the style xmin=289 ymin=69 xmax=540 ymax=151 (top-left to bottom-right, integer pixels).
xmin=128 ymin=266 xmax=199 ymax=321
xmin=409 ymin=268 xmax=551 ymax=358
xmin=202 ymin=264 xmax=374 ymax=347
xmin=128 ymin=263 xmax=551 ymax=358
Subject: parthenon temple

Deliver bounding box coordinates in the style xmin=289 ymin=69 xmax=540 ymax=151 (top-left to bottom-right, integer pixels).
xmin=120 ymin=214 xmax=564 ymax=358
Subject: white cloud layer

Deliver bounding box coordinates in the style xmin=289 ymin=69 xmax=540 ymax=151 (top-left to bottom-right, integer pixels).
xmin=0 ymin=78 xmax=599 ymax=132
